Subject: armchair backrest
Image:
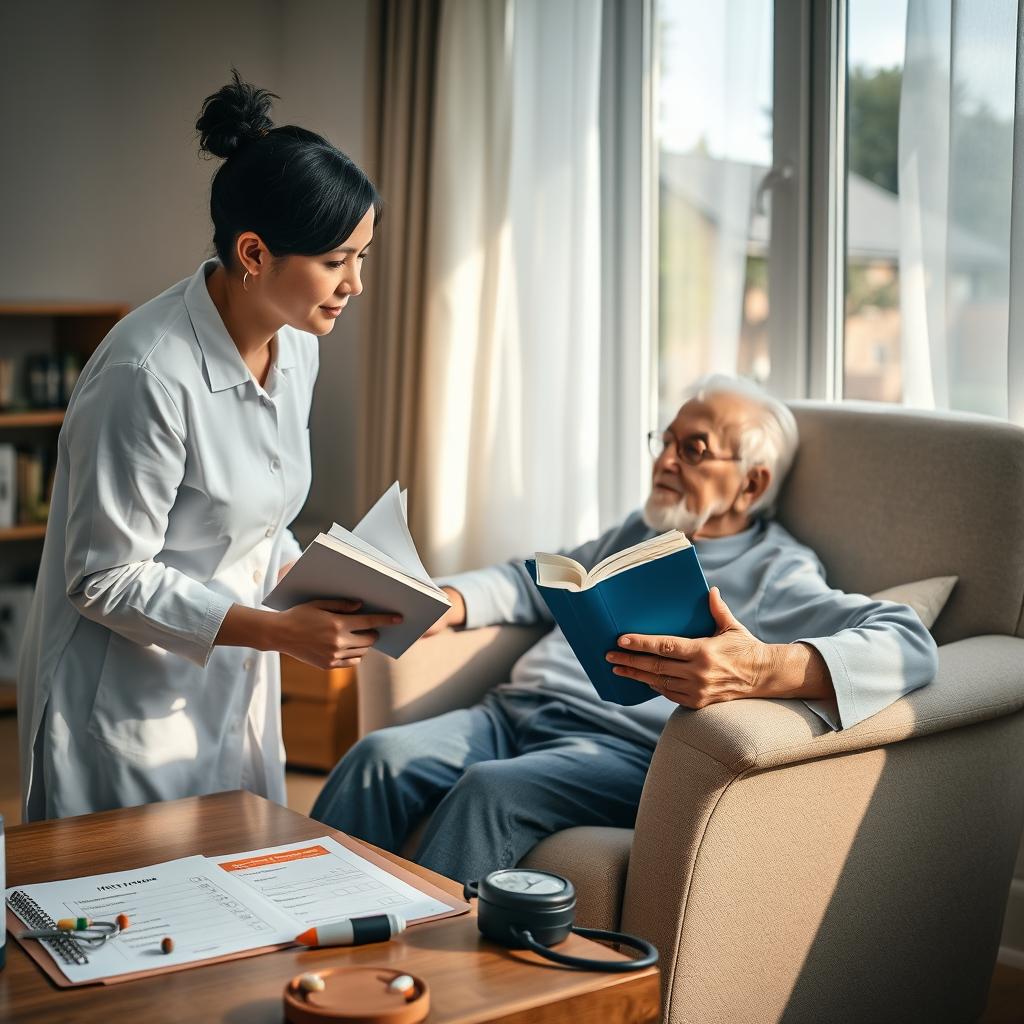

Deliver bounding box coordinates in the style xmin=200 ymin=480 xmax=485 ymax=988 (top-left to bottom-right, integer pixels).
xmin=776 ymin=401 xmax=1024 ymax=646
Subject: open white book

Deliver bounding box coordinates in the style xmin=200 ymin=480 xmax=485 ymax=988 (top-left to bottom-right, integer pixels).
xmin=263 ymin=483 xmax=450 ymax=658
xmin=534 ymin=530 xmax=692 ymax=591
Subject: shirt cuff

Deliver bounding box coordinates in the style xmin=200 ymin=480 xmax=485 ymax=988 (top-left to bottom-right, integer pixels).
xmin=434 ymin=570 xmax=497 ymax=630
xmin=797 ymin=635 xmax=857 ymax=730
xmin=193 ymin=591 xmax=235 ymax=669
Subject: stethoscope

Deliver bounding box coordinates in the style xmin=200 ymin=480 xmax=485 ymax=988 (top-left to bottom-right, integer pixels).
xmin=19 ymin=917 xmax=123 ymax=949
xmin=464 ymin=869 xmax=659 ymax=973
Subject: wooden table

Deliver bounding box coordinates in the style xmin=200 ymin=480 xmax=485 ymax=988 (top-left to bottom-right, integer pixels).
xmin=0 ymin=791 xmax=660 ymax=1023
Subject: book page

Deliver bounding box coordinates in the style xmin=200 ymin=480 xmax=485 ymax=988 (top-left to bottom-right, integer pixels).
xmin=211 ymin=837 xmax=453 ymax=929
xmin=314 ymin=533 xmax=448 ymax=602
xmin=5 ymin=856 xmax=297 ymax=984
xmin=326 ymin=522 xmax=411 ymax=578
xmin=533 ymin=553 xmax=588 ymax=590
xmin=588 ymin=531 xmax=691 ymax=585
xmin=353 ymin=482 xmax=433 ymax=584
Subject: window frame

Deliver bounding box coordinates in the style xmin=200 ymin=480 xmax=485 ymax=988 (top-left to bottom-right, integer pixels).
xmin=647 ymin=0 xmax=854 ymax=404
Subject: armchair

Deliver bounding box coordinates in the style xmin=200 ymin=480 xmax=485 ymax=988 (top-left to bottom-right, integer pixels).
xmin=358 ymin=402 xmax=1024 ymax=1023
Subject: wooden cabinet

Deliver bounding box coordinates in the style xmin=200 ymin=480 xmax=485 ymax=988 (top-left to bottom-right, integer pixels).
xmin=280 ymin=655 xmax=359 ymax=771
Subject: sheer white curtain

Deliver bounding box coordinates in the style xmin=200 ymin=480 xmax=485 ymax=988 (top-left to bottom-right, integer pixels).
xmin=898 ymin=0 xmax=1019 ymax=419
xmin=412 ymin=0 xmax=608 ymax=574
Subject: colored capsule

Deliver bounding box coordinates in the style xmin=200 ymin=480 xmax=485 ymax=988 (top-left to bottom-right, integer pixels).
xmin=298 ymin=973 xmax=325 ymax=993
xmin=160 ymin=936 xmax=174 ymax=954
xmin=56 ymin=917 xmax=91 ymax=931
xmin=116 ymin=913 xmax=130 ymax=931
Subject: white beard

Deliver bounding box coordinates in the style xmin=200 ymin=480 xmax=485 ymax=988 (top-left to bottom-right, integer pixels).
xmin=642 ymin=490 xmax=716 ymax=537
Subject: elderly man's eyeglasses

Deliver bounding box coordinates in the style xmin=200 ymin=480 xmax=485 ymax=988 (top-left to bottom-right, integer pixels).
xmin=647 ymin=430 xmax=743 ymax=466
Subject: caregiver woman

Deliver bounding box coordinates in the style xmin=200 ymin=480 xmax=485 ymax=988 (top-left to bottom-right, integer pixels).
xmin=16 ymin=72 xmax=396 ymax=821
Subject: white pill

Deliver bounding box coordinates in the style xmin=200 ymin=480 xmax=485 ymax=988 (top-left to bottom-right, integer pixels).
xmin=298 ymin=972 xmax=325 ymax=993
xmin=388 ymin=974 xmax=416 ymax=995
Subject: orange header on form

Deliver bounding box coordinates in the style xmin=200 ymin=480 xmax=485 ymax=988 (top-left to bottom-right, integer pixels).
xmin=218 ymin=845 xmax=330 ymax=872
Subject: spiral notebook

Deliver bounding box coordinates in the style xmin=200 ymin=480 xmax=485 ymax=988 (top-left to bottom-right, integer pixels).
xmin=7 ymin=889 xmax=92 ymax=967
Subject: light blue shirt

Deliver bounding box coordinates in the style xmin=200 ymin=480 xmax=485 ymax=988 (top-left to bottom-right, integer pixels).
xmin=440 ymin=513 xmax=939 ymax=746
xmin=17 ymin=259 xmax=318 ymax=820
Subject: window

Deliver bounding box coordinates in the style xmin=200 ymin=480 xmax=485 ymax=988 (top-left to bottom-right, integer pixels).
xmin=843 ymin=0 xmax=907 ymax=402
xmin=652 ymin=0 xmax=1021 ymax=420
xmin=653 ymin=0 xmax=775 ymax=425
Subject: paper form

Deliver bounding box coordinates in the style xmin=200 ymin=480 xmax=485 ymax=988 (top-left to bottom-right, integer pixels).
xmin=5 ymin=855 xmax=297 ymax=983
xmin=212 ymin=836 xmax=452 ymax=928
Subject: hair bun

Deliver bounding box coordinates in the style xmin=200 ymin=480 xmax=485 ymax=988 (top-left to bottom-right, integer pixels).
xmin=196 ymin=68 xmax=277 ymax=160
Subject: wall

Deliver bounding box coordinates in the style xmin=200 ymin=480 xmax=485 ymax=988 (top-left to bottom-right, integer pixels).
xmin=0 ymin=0 xmax=370 ymax=527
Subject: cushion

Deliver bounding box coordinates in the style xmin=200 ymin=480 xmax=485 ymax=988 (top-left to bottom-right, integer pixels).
xmin=870 ymin=576 xmax=958 ymax=631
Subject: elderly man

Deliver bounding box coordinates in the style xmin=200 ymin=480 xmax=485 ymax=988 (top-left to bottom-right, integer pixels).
xmin=311 ymin=376 xmax=938 ymax=882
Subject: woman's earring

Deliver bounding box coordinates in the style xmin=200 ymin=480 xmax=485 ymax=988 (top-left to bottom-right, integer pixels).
xmin=242 ymin=270 xmax=250 ymax=292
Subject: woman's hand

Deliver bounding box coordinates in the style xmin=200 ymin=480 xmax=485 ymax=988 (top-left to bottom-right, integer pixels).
xmin=422 ymin=587 xmax=467 ymax=638
xmin=272 ymin=599 xmax=402 ymax=669
xmin=277 ymin=559 xmax=297 ymax=583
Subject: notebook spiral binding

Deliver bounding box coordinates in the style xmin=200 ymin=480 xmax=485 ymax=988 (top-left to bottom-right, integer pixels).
xmin=7 ymin=890 xmax=90 ymax=966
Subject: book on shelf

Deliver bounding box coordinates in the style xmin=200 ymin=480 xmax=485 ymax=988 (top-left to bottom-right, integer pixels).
xmin=0 ymin=445 xmax=52 ymax=530
xmin=15 ymin=447 xmax=51 ymax=526
xmin=263 ymin=482 xmax=450 ymax=658
xmin=0 ymin=444 xmax=14 ymax=528
xmin=526 ymin=530 xmax=716 ymax=706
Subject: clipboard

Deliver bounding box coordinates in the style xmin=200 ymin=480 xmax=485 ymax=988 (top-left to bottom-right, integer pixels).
xmin=7 ymin=831 xmax=469 ymax=988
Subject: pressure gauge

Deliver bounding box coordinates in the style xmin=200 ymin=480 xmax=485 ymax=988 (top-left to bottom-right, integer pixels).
xmin=464 ymin=869 xmax=576 ymax=948
xmin=485 ymin=870 xmax=570 ymax=897
xmin=463 ymin=869 xmax=659 ymax=973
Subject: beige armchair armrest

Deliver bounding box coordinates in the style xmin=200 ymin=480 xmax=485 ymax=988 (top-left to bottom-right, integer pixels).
xmin=622 ymin=634 xmax=1024 ymax=1020
xmin=655 ymin=633 xmax=1024 ymax=774
xmin=357 ymin=624 xmax=550 ymax=735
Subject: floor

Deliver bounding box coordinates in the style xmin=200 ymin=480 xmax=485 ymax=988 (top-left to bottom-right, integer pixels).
xmin=0 ymin=711 xmax=1022 ymax=1020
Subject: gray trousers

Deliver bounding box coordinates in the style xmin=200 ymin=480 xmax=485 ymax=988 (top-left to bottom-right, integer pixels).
xmin=310 ymin=691 xmax=654 ymax=883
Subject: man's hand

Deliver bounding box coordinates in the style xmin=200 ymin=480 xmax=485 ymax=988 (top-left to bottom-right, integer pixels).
xmin=605 ymin=588 xmax=772 ymax=709
xmin=422 ymin=587 xmax=467 ymax=638
xmin=605 ymin=587 xmax=835 ymax=709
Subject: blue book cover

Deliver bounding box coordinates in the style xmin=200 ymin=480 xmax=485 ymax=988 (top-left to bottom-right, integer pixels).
xmin=525 ymin=545 xmax=716 ymax=705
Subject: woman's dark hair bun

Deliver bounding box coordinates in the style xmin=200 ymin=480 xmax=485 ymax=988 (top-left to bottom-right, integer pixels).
xmin=196 ymin=68 xmax=277 ymax=160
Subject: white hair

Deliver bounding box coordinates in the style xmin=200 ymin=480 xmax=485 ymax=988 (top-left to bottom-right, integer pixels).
xmin=681 ymin=373 xmax=799 ymax=517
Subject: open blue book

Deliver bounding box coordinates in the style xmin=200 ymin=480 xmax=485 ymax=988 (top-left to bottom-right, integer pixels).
xmin=526 ymin=531 xmax=716 ymax=705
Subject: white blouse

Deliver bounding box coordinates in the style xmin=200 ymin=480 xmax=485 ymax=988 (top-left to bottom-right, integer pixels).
xmin=17 ymin=259 xmax=318 ymax=820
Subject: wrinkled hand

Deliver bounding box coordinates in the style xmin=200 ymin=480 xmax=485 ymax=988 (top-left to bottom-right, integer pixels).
xmin=422 ymin=587 xmax=467 ymax=638
xmin=274 ymin=599 xmax=402 ymax=670
xmin=605 ymin=587 xmax=773 ymax=709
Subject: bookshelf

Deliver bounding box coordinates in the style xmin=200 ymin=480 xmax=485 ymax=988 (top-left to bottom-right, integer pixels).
xmin=0 ymin=303 xmax=129 ymax=704
xmin=0 ymin=410 xmax=65 ymax=429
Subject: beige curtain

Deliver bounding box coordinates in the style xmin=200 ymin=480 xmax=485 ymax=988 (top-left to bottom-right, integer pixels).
xmin=358 ymin=0 xmax=443 ymax=516
xmin=361 ymin=1 xmax=621 ymax=576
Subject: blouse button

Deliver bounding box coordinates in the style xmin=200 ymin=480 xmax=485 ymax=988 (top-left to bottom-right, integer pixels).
xmin=265 ymin=527 xmax=275 ymax=538
xmin=270 ymin=457 xmax=281 ymax=472
xmin=253 ymin=569 xmax=263 ymax=584
xmin=243 ymin=657 xmax=255 ymax=672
